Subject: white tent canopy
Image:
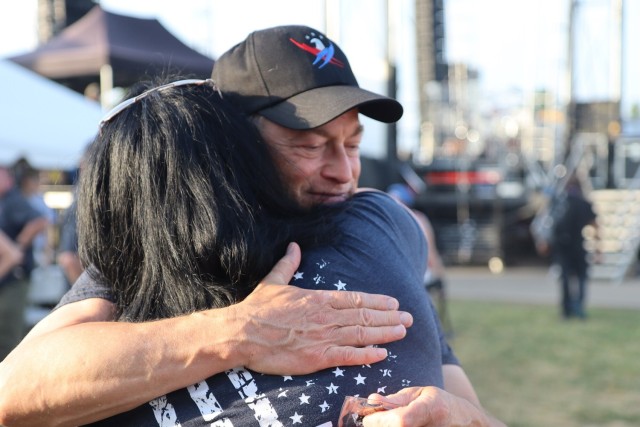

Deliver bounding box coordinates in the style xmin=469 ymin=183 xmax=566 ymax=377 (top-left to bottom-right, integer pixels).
xmin=0 ymin=59 xmax=102 ymax=170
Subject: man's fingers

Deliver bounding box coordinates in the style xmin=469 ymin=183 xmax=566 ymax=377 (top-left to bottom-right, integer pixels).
xmin=367 ymin=388 xmax=419 ymax=407
xmin=332 ymin=307 xmax=413 ymax=329
xmin=334 ymin=322 xmax=410 ymax=347
xmin=328 ymin=290 xmax=401 ymax=312
xmin=323 ymin=345 xmax=389 ymax=367
xmin=259 ymin=242 xmax=301 ymax=286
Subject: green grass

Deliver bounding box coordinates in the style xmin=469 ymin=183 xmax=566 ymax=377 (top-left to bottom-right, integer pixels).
xmin=446 ymin=299 xmax=640 ymax=427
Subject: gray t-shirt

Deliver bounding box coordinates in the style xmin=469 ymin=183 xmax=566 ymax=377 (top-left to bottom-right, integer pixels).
xmin=60 ymin=191 xmax=458 ymax=426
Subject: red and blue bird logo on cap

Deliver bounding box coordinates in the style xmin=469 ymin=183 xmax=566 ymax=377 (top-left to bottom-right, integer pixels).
xmin=289 ymin=32 xmax=344 ymax=69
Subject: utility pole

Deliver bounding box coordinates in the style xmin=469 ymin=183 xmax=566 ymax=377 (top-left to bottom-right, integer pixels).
xmin=563 ymin=0 xmax=576 ymax=163
xmin=415 ymin=0 xmax=446 ymax=164
xmin=386 ymin=0 xmax=398 ymax=172
xmin=610 ymin=0 xmax=623 ymax=107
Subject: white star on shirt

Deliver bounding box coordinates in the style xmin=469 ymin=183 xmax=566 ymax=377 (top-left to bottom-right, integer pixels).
xmin=377 ymin=386 xmax=387 ymax=394
xmin=326 ymin=383 xmax=339 ymax=394
xmin=332 ymin=367 xmax=344 ymax=377
xmin=290 ymin=412 xmax=303 ymax=424
xmin=306 ymin=380 xmax=315 ymax=386
xmin=277 ymin=389 xmax=289 ymax=398
xmin=293 ymin=271 xmax=304 ymax=280
xmin=319 ymin=401 xmax=331 ymax=413
xmin=380 ymin=369 xmax=392 ymax=377
xmin=334 ymin=280 xmax=347 ymax=290
xmin=283 ymin=376 xmax=293 ymax=381
xmin=354 ymin=373 xmax=366 ymax=385
xmin=299 ymin=393 xmax=310 ymax=404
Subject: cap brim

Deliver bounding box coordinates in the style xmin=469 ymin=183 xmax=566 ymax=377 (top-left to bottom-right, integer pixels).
xmin=257 ymin=86 xmax=403 ymax=130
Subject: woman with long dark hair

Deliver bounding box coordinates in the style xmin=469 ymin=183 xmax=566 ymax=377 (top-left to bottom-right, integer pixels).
xmin=80 ymin=79 xmax=336 ymax=322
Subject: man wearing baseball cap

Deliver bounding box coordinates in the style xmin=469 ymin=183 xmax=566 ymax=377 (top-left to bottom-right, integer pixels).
xmin=212 ymin=25 xmax=402 ymax=129
xmin=0 ymin=26 xmax=505 ymax=427
xmin=209 ymin=25 xmax=503 ymax=427
xmin=212 ymin=25 xmax=403 ymax=210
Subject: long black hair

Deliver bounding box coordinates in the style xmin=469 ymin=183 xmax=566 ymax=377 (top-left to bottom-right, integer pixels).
xmin=78 ymin=78 xmax=338 ymax=322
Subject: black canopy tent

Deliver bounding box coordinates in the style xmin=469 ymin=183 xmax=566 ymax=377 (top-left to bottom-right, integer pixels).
xmin=10 ymin=5 xmax=215 ymax=103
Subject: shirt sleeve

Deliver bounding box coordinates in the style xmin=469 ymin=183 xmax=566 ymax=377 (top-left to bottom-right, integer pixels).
xmin=54 ymin=266 xmax=115 ymax=309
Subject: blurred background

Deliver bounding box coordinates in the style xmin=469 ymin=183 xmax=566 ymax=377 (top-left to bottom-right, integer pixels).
xmin=2 ymin=0 xmax=639 ymax=274
xmin=1 ymin=2 xmax=640 ymax=425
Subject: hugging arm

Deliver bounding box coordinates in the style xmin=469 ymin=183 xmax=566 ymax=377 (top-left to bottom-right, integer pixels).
xmin=0 ymin=243 xmax=412 ymax=427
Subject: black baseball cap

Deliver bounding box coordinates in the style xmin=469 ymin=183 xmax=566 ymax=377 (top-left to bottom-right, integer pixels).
xmin=211 ymin=25 xmax=403 ymax=129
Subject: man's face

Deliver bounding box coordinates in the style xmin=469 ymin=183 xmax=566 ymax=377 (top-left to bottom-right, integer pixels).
xmin=256 ymin=109 xmax=363 ymax=209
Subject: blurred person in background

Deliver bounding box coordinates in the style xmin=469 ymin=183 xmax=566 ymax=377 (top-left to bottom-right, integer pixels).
xmin=14 ymin=162 xmax=55 ymax=267
xmin=0 ymin=165 xmax=48 ymax=360
xmin=551 ymin=175 xmax=598 ymax=320
xmin=56 ymin=201 xmax=82 ymax=285
xmin=0 ymin=231 xmax=23 ymax=279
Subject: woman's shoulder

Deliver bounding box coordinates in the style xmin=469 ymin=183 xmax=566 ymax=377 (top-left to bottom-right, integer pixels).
xmin=350 ymin=189 xmax=416 ymax=224
xmin=54 ymin=266 xmax=114 ymax=309
xmin=351 ymin=188 xmax=402 ymax=212
xmin=342 ymin=189 xmax=425 ymax=246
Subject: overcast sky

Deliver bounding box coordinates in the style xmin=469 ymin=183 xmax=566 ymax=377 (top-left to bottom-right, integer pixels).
xmin=3 ymin=0 xmax=636 ymax=102
xmin=1 ymin=0 xmax=637 ymax=154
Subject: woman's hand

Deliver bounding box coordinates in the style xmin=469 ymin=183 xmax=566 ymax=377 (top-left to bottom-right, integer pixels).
xmin=362 ymin=386 xmax=507 ymax=427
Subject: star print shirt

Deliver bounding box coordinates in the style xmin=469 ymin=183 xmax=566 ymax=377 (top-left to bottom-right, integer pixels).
xmin=58 ymin=191 xmax=459 ymax=427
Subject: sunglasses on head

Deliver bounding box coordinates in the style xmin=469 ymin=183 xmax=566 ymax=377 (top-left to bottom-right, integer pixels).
xmin=99 ymin=79 xmax=216 ymax=130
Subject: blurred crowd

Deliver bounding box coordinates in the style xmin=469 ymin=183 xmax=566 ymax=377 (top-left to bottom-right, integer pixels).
xmin=0 ymin=157 xmax=82 ymax=361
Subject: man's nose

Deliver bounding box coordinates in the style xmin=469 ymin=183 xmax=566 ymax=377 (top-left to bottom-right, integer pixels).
xmin=322 ymin=146 xmax=353 ymax=183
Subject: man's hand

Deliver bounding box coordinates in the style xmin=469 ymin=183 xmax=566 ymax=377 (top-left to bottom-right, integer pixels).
xmin=219 ymin=242 xmax=414 ymax=375
xmin=362 ymin=387 xmax=507 ymax=427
